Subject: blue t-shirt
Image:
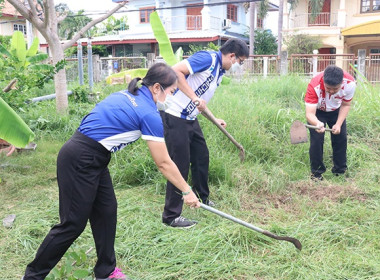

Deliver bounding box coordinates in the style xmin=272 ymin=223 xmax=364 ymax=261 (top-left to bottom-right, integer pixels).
xmin=79 ymin=86 xmax=164 ymax=152
xmin=164 ymin=50 xmax=225 ymax=120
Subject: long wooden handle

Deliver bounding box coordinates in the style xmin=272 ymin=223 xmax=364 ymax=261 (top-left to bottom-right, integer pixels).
xmin=201 ymin=108 xmax=244 ymax=151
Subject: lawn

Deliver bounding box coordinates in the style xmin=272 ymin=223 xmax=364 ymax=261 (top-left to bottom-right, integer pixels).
xmin=1 ymin=76 xmax=379 ymax=280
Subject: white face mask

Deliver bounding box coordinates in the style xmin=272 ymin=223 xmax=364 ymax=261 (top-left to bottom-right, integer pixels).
xmin=230 ymin=62 xmax=241 ymax=73
xmin=157 ymin=94 xmax=174 ymax=111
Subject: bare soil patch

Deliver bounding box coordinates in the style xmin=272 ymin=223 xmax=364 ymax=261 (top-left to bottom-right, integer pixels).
xmin=241 ymin=181 xmax=367 ymax=218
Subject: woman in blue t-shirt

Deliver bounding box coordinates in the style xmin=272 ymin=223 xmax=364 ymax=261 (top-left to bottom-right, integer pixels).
xmin=23 ymin=63 xmax=200 ymax=280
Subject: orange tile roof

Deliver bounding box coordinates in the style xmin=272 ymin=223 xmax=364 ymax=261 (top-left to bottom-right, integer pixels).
xmin=1 ymin=1 xmax=23 ymax=17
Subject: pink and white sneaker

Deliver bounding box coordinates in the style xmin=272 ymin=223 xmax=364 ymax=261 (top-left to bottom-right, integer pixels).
xmin=96 ymin=267 xmax=129 ymax=280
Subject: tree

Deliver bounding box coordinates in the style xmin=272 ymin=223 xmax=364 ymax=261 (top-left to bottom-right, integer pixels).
xmin=249 ymin=2 xmax=256 ymax=56
xmin=5 ymin=0 xmax=128 ymax=113
xmin=277 ymin=1 xmax=325 ymax=55
xmin=284 ymin=33 xmax=322 ymax=55
xmin=254 ymin=29 xmax=277 ymax=55
xmin=95 ymin=15 xmax=129 ymax=36
xmin=288 ymin=0 xmax=324 ymax=19
xmin=58 ymin=8 xmax=93 ymax=40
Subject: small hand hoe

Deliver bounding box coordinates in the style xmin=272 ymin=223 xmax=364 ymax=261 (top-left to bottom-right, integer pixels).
xmin=290 ymin=120 xmax=332 ymax=144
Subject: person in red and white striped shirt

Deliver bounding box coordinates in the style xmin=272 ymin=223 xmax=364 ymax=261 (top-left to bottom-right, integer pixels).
xmin=304 ymin=65 xmax=356 ymax=180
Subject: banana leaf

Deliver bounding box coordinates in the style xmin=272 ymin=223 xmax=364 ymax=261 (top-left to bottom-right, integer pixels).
xmin=0 ymin=96 xmax=34 ymax=147
xmin=149 ymin=11 xmax=177 ymax=66
xmin=10 ymin=31 xmax=27 ymax=69
xmin=174 ymin=47 xmax=183 ymax=63
xmin=106 ymin=68 xmax=148 ymax=84
xmin=26 ymin=37 xmax=39 ymax=57
xmin=27 ymin=53 xmax=49 ymax=64
xmin=0 ymin=44 xmax=12 ymax=58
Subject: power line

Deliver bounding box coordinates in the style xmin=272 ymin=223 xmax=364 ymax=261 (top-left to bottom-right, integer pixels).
xmin=67 ymin=0 xmax=265 ymax=17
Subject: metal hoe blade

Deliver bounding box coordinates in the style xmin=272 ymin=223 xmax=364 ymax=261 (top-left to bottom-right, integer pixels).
xmin=200 ymin=203 xmax=302 ymax=250
xmin=290 ymin=120 xmax=308 ymax=144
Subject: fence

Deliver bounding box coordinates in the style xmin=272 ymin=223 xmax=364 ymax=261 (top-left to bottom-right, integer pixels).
xmin=240 ymin=51 xmax=379 ymax=84
xmin=65 ymin=51 xmax=380 ymax=84
xmin=288 ymin=54 xmax=356 ymax=77
xmin=65 ymin=56 xmax=147 ymax=83
xmin=366 ymin=54 xmax=380 ymax=84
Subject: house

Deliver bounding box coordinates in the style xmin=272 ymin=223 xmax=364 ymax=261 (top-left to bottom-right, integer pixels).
xmin=0 ymin=1 xmax=27 ymax=37
xmin=87 ymin=0 xmax=278 ymax=57
xmin=0 ymin=1 xmax=47 ymax=51
xmin=282 ymin=0 xmax=380 ymax=56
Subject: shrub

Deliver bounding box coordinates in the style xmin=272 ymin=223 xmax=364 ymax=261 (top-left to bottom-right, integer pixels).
xmin=284 ymin=33 xmax=323 ymax=55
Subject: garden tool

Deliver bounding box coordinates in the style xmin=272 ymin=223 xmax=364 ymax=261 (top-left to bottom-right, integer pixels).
xmin=290 ymin=120 xmax=332 ymax=144
xmin=197 ymin=103 xmax=245 ymax=162
xmin=200 ymin=203 xmax=302 ymax=250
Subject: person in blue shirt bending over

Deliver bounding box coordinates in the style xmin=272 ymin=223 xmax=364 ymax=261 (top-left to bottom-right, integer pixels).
xmin=22 ymin=63 xmax=200 ymax=280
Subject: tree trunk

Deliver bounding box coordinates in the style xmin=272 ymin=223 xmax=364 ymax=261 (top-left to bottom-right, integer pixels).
xmin=249 ymin=2 xmax=256 ymax=56
xmin=47 ymin=25 xmax=69 ymax=114
xmin=51 ymin=47 xmax=68 ymax=114
xmin=277 ymin=0 xmax=284 ymax=56
xmin=6 ymin=0 xmax=128 ymax=114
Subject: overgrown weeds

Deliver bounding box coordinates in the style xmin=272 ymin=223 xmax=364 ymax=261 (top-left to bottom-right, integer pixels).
xmin=1 ymin=76 xmax=379 ymax=279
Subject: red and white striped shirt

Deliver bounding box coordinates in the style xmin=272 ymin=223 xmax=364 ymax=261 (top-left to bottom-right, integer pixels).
xmin=304 ymin=71 xmax=356 ymax=112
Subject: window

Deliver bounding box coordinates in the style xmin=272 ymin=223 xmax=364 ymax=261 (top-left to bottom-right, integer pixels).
xmin=257 ymin=18 xmax=263 ymax=29
xmin=227 ymin=4 xmax=237 ymax=22
xmin=140 ymin=6 xmax=155 ymax=23
xmin=13 ymin=24 xmax=26 ymax=35
xmin=361 ymin=0 xmax=380 ymax=13
xmin=370 ymin=48 xmax=380 ymax=53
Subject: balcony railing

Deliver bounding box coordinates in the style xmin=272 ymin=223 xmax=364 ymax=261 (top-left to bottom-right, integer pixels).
xmin=291 ymin=13 xmax=338 ymax=28
xmin=163 ymin=15 xmax=248 ymax=33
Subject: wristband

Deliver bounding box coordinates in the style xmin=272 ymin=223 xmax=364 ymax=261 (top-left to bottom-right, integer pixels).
xmin=182 ymin=186 xmax=192 ymax=196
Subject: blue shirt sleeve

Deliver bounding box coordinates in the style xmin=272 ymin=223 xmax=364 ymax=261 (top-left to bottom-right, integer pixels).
xmin=140 ymin=112 xmax=165 ymax=142
xmin=186 ymin=51 xmax=213 ymax=73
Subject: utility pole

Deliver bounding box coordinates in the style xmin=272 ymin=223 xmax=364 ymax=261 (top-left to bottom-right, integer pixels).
xmin=24 ymin=0 xmax=33 ymax=48
xmin=249 ymin=2 xmax=256 ymax=56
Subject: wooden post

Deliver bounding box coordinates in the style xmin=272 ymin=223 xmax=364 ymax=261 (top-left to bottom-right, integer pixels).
xmin=93 ymin=55 xmax=101 ymax=83
xmin=357 ymin=49 xmax=366 ymax=81
xmin=280 ymin=51 xmax=288 ymax=75
xmin=263 ymin=57 xmax=268 ymax=78
xmin=147 ymin=53 xmax=156 ymax=68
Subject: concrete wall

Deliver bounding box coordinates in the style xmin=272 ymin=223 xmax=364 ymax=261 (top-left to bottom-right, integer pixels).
xmin=345 ymin=1 xmax=380 ymax=26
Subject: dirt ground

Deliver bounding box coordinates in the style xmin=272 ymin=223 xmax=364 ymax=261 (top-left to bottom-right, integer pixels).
xmin=241 ymin=181 xmax=367 ymax=219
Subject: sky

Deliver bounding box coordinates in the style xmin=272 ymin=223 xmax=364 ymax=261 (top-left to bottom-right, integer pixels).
xmin=56 ymin=0 xmax=120 ymax=13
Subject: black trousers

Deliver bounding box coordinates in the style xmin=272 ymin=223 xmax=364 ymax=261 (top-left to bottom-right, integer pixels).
xmin=24 ymin=131 xmax=117 ymax=279
xmin=160 ymin=112 xmax=209 ymax=224
xmin=309 ymin=109 xmax=347 ymax=177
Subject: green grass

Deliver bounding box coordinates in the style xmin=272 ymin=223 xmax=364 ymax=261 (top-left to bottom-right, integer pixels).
xmin=1 ymin=76 xmax=379 ymax=279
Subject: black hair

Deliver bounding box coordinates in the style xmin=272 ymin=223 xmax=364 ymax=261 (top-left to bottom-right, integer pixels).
xmin=323 ymin=65 xmax=344 ymax=86
xmin=220 ymin=38 xmax=249 ymax=58
xmin=128 ymin=62 xmax=177 ymax=95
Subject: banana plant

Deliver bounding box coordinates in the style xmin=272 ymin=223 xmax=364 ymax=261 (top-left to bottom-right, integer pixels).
xmin=106 ymin=11 xmax=183 ymax=83
xmin=0 ymin=31 xmax=48 ymax=147
xmin=149 ymin=11 xmax=229 ymax=84
xmin=0 ymin=31 xmax=49 ymax=70
xmin=0 ymin=96 xmax=34 ymax=147
xmin=149 ymin=11 xmax=181 ymax=66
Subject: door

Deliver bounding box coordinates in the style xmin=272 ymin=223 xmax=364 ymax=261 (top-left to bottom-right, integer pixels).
xmin=308 ymin=0 xmax=331 ymax=26
xmin=187 ymin=4 xmax=203 ymax=30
